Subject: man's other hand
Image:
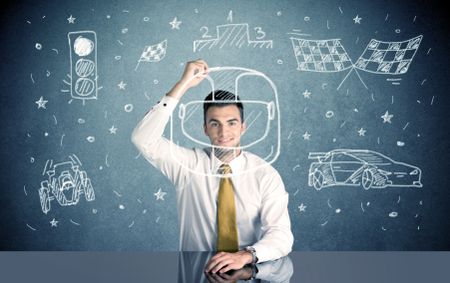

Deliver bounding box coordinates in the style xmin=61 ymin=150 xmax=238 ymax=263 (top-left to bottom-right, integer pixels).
xmin=204 ymin=250 xmax=253 ymax=274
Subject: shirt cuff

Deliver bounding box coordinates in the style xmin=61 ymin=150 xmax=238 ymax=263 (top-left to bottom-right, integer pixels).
xmin=155 ymin=94 xmax=179 ymax=114
xmin=251 ymin=243 xmax=272 ymax=263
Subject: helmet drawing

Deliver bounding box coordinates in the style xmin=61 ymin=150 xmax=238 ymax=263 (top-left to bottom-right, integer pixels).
xmin=169 ymin=66 xmax=280 ymax=177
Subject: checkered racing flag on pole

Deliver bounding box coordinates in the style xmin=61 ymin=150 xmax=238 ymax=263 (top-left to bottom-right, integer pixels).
xmin=135 ymin=39 xmax=167 ymax=71
xmin=354 ymin=35 xmax=422 ymax=74
xmin=290 ymin=38 xmax=353 ymax=72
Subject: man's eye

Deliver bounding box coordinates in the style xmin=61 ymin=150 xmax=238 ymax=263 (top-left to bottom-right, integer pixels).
xmin=229 ymin=121 xmax=237 ymax=126
xmin=210 ymin=122 xmax=218 ymax=127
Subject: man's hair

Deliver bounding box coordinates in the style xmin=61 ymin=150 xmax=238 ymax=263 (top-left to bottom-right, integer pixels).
xmin=203 ymin=90 xmax=244 ymax=125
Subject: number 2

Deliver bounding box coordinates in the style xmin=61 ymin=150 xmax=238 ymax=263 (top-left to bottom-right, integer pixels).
xmin=200 ymin=26 xmax=212 ymax=38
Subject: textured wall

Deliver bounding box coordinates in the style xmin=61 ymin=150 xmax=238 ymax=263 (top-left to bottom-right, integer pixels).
xmin=0 ymin=0 xmax=448 ymax=250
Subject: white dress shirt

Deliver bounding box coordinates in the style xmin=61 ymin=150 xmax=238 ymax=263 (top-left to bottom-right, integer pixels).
xmin=131 ymin=95 xmax=293 ymax=263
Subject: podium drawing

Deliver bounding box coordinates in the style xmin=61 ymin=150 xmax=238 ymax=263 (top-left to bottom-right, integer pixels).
xmin=193 ymin=23 xmax=273 ymax=52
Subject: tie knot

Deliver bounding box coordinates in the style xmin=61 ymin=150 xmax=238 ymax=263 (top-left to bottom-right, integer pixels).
xmin=219 ymin=164 xmax=232 ymax=174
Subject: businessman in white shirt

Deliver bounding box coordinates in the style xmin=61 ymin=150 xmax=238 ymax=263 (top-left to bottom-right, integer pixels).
xmin=131 ymin=59 xmax=293 ymax=275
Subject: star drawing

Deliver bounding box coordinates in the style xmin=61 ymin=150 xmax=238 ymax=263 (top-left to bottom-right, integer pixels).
xmin=67 ymin=15 xmax=76 ymax=24
xmin=169 ymin=17 xmax=182 ymax=29
xmin=50 ymin=218 xmax=59 ymax=227
xmin=35 ymin=96 xmax=48 ymax=109
xmin=381 ymin=111 xmax=394 ymax=123
xmin=358 ymin=128 xmax=366 ymax=136
xmin=353 ymin=15 xmax=362 ymax=24
xmin=302 ymin=89 xmax=311 ymax=99
xmin=298 ymin=203 xmax=307 ymax=212
xmin=154 ymin=188 xmax=167 ymax=201
xmin=109 ymin=125 xmax=117 ymax=134
xmin=302 ymin=131 xmax=311 ymax=140
xmin=117 ymin=81 xmax=127 ymax=90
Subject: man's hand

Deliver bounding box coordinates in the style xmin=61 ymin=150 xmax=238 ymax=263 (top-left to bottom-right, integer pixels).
xmin=204 ymin=250 xmax=253 ymax=274
xmin=179 ymin=59 xmax=209 ymax=89
xmin=167 ymin=59 xmax=209 ymax=100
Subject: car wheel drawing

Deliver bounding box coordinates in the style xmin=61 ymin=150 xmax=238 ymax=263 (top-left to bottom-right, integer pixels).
xmin=362 ymin=168 xmax=374 ymax=190
xmin=39 ymin=181 xmax=52 ymax=214
xmin=312 ymin=170 xmax=325 ymax=191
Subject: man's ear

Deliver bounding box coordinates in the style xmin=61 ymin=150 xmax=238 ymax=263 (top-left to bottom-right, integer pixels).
xmin=241 ymin=122 xmax=247 ymax=135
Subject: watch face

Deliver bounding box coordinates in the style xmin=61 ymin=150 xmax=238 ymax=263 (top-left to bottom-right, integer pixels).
xmin=245 ymin=246 xmax=257 ymax=263
xmin=246 ymin=246 xmax=255 ymax=252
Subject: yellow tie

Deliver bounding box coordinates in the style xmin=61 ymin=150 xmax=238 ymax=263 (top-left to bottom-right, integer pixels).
xmin=216 ymin=164 xmax=239 ymax=252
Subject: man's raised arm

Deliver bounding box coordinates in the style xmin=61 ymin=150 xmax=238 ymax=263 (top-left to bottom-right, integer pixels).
xmin=131 ymin=60 xmax=209 ymax=184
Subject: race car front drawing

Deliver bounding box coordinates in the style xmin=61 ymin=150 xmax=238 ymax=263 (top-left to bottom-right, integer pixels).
xmin=308 ymin=149 xmax=422 ymax=190
xmin=39 ymin=154 xmax=95 ymax=214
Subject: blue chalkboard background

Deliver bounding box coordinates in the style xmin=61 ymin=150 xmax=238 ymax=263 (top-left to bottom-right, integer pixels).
xmin=1 ymin=0 xmax=449 ymax=250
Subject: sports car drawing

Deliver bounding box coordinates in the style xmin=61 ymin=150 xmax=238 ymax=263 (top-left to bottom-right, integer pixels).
xmin=308 ymin=149 xmax=422 ymax=190
xmin=39 ymin=155 xmax=95 ymax=214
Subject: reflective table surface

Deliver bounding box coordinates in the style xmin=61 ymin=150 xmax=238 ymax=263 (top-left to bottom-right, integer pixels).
xmin=0 ymin=251 xmax=449 ymax=283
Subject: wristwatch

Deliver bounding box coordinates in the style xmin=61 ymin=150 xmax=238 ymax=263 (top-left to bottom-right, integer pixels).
xmin=244 ymin=246 xmax=258 ymax=264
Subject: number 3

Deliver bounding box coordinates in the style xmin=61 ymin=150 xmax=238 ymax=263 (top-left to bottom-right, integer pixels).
xmin=254 ymin=27 xmax=266 ymax=40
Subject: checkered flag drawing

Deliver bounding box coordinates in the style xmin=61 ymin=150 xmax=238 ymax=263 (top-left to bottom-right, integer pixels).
xmin=290 ymin=35 xmax=423 ymax=89
xmin=135 ymin=39 xmax=167 ymax=71
xmin=290 ymin=38 xmax=353 ymax=72
xmin=354 ymin=35 xmax=422 ymax=74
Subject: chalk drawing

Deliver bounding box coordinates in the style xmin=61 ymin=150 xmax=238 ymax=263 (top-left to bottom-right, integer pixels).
xmin=67 ymin=15 xmax=76 ymax=24
xmin=154 ymin=188 xmax=167 ymax=201
xmin=50 ymin=218 xmax=59 ymax=227
xmin=135 ymin=39 xmax=168 ymax=71
xmin=381 ymin=110 xmax=394 ymax=123
xmin=117 ymin=81 xmax=127 ymax=90
xmin=290 ymin=35 xmax=422 ymax=89
xmin=109 ymin=125 xmax=117 ymax=134
xmin=308 ymin=149 xmax=423 ymax=190
xmin=169 ymin=17 xmax=182 ymax=29
xmin=193 ymin=21 xmax=272 ymax=52
xmin=66 ymin=31 xmax=98 ymax=105
xmin=35 ymin=96 xmax=48 ymax=109
xmin=39 ymin=154 xmax=95 ymax=214
xmin=298 ymin=203 xmax=307 ymax=212
xmin=170 ymin=66 xmax=280 ymax=177
xmin=353 ymin=15 xmax=362 ymax=24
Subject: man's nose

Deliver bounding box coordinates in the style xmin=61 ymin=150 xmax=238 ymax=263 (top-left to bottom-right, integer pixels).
xmin=218 ymin=125 xmax=228 ymax=135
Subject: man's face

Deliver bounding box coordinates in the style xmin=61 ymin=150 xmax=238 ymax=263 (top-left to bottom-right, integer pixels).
xmin=204 ymin=105 xmax=246 ymax=150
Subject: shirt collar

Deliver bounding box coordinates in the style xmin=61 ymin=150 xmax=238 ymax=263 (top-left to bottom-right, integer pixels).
xmin=206 ymin=147 xmax=245 ymax=175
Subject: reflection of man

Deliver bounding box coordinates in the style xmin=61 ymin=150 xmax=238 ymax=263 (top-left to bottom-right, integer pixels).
xmin=132 ymin=59 xmax=293 ymax=274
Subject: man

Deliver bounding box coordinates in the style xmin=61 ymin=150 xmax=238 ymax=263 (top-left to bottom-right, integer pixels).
xmin=131 ymin=59 xmax=293 ymax=275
